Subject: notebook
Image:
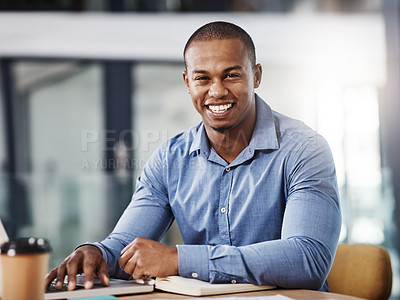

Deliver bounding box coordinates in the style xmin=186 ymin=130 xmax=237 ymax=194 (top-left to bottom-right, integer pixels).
xmin=45 ymin=275 xmax=154 ymax=299
xmin=154 ymin=276 xmax=276 ymax=296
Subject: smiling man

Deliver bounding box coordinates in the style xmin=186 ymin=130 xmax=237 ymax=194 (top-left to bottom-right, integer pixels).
xmin=46 ymin=21 xmax=341 ymax=292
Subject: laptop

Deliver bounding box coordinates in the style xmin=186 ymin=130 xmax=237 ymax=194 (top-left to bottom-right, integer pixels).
xmin=45 ymin=275 xmax=154 ymax=299
xmin=0 ymin=218 xmax=8 ymax=245
xmin=0 ymin=218 xmax=154 ymax=299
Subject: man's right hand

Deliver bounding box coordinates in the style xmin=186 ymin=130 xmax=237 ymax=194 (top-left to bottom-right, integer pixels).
xmin=45 ymin=245 xmax=109 ymax=291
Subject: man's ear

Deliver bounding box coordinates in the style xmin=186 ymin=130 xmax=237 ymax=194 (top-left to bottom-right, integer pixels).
xmin=182 ymin=70 xmax=190 ymax=93
xmin=254 ymin=64 xmax=262 ymax=89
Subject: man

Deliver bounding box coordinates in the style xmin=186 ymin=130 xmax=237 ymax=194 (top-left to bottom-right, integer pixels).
xmin=45 ymin=21 xmax=341 ymax=292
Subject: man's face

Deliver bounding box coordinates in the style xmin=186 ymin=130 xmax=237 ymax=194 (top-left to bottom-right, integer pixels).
xmin=183 ymin=39 xmax=262 ymax=133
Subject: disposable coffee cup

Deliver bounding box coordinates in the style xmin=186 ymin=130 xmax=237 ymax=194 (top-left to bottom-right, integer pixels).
xmin=0 ymin=237 xmax=51 ymax=300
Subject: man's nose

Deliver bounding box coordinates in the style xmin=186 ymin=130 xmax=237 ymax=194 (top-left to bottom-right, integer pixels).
xmin=208 ymin=81 xmax=228 ymax=98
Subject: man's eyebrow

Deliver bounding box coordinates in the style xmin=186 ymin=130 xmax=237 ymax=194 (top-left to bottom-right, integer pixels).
xmin=192 ymin=70 xmax=208 ymax=74
xmin=225 ymin=66 xmax=243 ymax=72
xmin=191 ymin=66 xmax=243 ymax=74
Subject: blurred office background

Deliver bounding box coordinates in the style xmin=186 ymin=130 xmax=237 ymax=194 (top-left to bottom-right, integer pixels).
xmin=0 ymin=0 xmax=399 ymax=297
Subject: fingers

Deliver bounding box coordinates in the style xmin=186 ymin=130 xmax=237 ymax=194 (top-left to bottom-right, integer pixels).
xmin=119 ymin=238 xmax=139 ymax=267
xmin=120 ymin=243 xmax=130 ymax=256
xmin=44 ymin=267 xmax=60 ymax=290
xmin=66 ymin=254 xmax=80 ymax=291
xmin=55 ymin=261 xmax=68 ymax=289
xmin=44 ymin=259 xmax=69 ymax=291
xmin=118 ymin=237 xmax=178 ymax=279
xmin=97 ymin=260 xmax=110 ymax=287
xmin=121 ymin=253 xmax=148 ymax=280
xmin=132 ymin=260 xmax=150 ymax=280
xmin=119 ymin=246 xmax=135 ymax=270
xmin=80 ymin=245 xmax=109 ymax=289
xmin=46 ymin=245 xmax=107 ymax=291
xmin=119 ymin=240 xmax=144 ymax=278
xmin=81 ymin=255 xmax=96 ymax=289
xmin=119 ymin=249 xmax=137 ymax=275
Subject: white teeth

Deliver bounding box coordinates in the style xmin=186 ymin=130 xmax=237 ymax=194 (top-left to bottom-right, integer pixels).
xmin=208 ymin=103 xmax=232 ymax=113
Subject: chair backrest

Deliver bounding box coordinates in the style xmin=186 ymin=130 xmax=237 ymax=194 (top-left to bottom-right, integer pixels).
xmin=327 ymin=244 xmax=392 ymax=300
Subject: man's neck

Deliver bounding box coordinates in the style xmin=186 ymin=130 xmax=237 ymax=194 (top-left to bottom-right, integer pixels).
xmin=205 ymin=121 xmax=256 ymax=164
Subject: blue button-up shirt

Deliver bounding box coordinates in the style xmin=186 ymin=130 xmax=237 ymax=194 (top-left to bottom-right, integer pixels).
xmin=93 ymin=95 xmax=341 ymax=291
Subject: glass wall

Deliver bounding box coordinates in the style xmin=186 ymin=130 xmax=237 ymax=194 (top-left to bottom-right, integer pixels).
xmin=133 ymin=63 xmax=201 ymax=175
xmin=0 ymin=61 xmax=113 ymax=267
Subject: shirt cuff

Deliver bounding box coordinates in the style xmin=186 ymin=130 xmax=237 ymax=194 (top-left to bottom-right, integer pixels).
xmin=177 ymin=244 xmax=209 ymax=281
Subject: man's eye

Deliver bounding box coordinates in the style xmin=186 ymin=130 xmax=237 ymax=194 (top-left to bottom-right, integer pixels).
xmin=195 ymin=76 xmax=209 ymax=81
xmin=226 ymin=73 xmax=240 ymax=78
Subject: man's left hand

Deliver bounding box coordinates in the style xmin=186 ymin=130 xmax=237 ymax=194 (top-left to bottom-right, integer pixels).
xmin=119 ymin=237 xmax=178 ymax=279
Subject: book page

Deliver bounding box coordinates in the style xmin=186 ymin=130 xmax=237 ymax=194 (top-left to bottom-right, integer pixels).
xmin=155 ymin=276 xmax=275 ymax=296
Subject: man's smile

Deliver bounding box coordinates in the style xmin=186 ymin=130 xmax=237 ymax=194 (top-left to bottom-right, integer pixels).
xmin=206 ymin=103 xmax=235 ymax=115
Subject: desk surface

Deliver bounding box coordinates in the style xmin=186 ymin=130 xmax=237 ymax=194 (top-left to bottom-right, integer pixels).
xmin=119 ymin=289 xmax=366 ymax=299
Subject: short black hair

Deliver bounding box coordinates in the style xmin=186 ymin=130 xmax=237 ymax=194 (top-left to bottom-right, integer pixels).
xmin=183 ymin=21 xmax=256 ymax=69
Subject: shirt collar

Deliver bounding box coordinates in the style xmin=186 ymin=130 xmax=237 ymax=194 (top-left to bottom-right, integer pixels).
xmin=189 ymin=94 xmax=279 ymax=156
xmin=250 ymin=94 xmax=279 ymax=151
xmin=190 ymin=122 xmax=210 ymax=156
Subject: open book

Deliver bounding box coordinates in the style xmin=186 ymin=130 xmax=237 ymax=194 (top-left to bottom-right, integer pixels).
xmin=154 ymin=276 xmax=276 ymax=296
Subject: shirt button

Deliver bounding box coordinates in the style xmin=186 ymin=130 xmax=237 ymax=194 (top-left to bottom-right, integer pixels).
xmin=220 ymin=207 xmax=226 ymax=213
xmin=231 ymin=280 xmax=237 ymax=284
xmin=191 ymin=272 xmax=198 ymax=278
xmin=225 ymin=167 xmax=231 ymax=172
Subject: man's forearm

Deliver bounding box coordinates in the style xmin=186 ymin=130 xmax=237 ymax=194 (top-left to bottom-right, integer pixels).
xmin=177 ymin=237 xmax=333 ymax=290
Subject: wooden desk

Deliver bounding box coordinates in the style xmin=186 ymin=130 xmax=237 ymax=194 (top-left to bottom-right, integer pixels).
xmin=119 ymin=289 xmax=366 ymax=299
